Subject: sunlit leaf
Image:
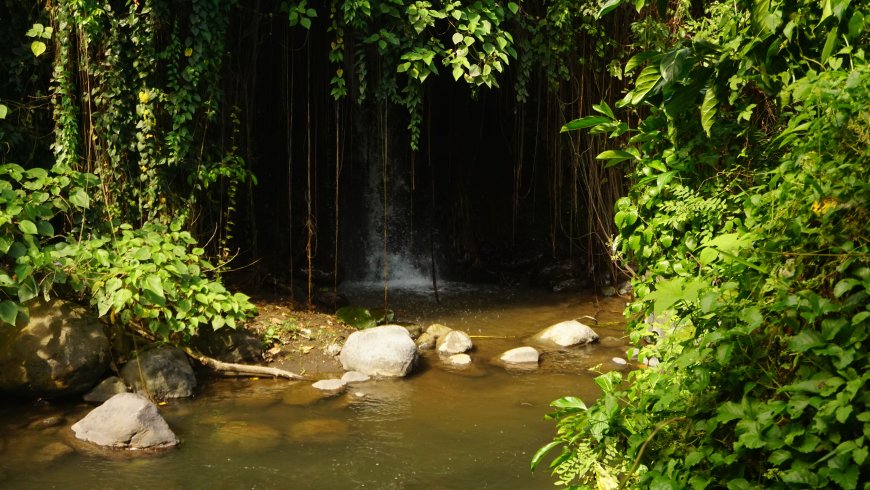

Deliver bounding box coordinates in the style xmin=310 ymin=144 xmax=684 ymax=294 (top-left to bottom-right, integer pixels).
xmin=701 ymin=83 xmax=718 ymax=137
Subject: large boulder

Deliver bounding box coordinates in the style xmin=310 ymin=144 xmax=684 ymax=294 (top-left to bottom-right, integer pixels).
xmin=71 ymin=393 xmax=178 ymax=449
xmin=190 ymin=328 xmax=264 ymax=364
xmin=121 ymin=346 xmax=196 ymax=400
xmin=531 ymin=320 xmax=599 ymax=348
xmin=339 ymin=325 xmax=417 ymax=377
xmin=0 ymin=298 xmax=110 ymax=397
xmin=83 ymin=376 xmax=128 ymax=403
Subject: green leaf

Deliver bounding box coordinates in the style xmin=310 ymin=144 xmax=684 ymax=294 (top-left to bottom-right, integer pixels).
xmin=833 ymin=278 xmax=860 ymax=298
xmin=507 ymin=2 xmax=519 ymax=15
xmin=0 ymin=300 xmax=18 ymax=326
xmin=630 ymin=65 xmax=662 ymax=105
xmin=701 ymin=84 xmax=718 ymax=137
xmin=36 ymin=221 xmax=53 ymax=236
xmin=336 ymin=305 xmax=376 ymax=329
xmin=0 ymin=104 xmax=7 ymax=119
xmin=18 ymin=220 xmax=37 ymax=235
xmin=300 ymin=16 xmax=312 ymax=29
xmin=551 ymin=396 xmax=588 ymax=410
xmin=596 ymin=149 xmax=638 ymax=164
xmin=821 ymin=27 xmax=838 ymax=64
xmin=597 ymin=0 xmax=623 ymax=18
xmin=788 ymin=330 xmax=825 ymax=352
xmin=624 ymin=51 xmax=658 ymax=74
xmin=143 ymin=274 xmax=165 ymax=300
xmin=561 ymin=116 xmax=611 ymax=132
xmin=531 ymin=441 xmax=563 ymax=471
xmin=18 ymin=276 xmax=38 ymax=302
xmin=31 ymin=41 xmax=46 ymax=57
xmin=659 ymin=48 xmax=688 ymax=83
xmin=69 ymin=187 xmax=90 ymax=209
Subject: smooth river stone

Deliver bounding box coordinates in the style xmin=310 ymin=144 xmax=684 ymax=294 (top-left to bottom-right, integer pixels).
xmin=288 ymin=419 xmax=348 ymax=444
xmin=341 ymin=371 xmax=371 ymax=383
xmin=312 ymin=379 xmax=346 ymax=392
xmin=532 ymin=320 xmax=599 ymax=347
xmin=339 ymin=325 xmax=418 ymax=377
xmin=437 ymin=330 xmax=473 ymax=356
xmin=212 ymin=421 xmax=282 ymax=452
xmin=500 ymin=346 xmax=540 ymax=365
xmin=71 ymin=393 xmax=178 ymax=449
xmin=447 ymin=353 xmax=472 ymax=366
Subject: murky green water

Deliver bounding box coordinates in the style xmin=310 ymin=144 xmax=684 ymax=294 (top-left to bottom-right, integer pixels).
xmin=0 ymin=287 xmax=629 ymax=489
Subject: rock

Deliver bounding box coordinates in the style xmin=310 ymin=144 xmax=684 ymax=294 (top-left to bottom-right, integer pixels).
xmin=601 ymin=285 xmax=617 ymax=297
xmin=71 ymin=393 xmax=178 ymax=449
xmin=288 ymin=418 xmax=348 ymax=444
xmin=190 ymin=328 xmax=264 ymax=364
xmin=213 ymin=421 xmax=281 ymax=452
xmin=415 ymin=331 xmax=436 ymax=350
xmin=447 ymin=354 xmax=472 ymax=366
xmin=27 ymin=416 xmax=64 ymax=431
xmin=83 ymin=376 xmax=128 ymax=403
xmin=282 ymin=386 xmax=330 ymax=406
xmin=121 ymin=346 xmax=197 ymax=400
xmin=532 ymin=320 xmax=599 ymax=348
xmin=398 ymin=323 xmax=424 ymax=338
xmin=646 ymin=356 xmax=660 ymax=367
xmin=339 ymin=325 xmax=418 ymax=377
xmin=500 ymin=346 xmax=540 ymax=365
xmin=617 ymin=281 xmax=633 ymax=296
xmin=324 ymin=342 xmax=343 ymax=357
xmin=0 ymin=298 xmax=110 ymax=397
xmin=419 ymin=323 xmax=454 ymax=350
xmin=426 ymin=323 xmax=453 ymax=339
xmin=33 ymin=442 xmax=74 ymax=464
xmin=312 ymin=379 xmax=346 ymax=393
xmin=437 ymin=330 xmax=473 ymax=356
xmin=600 ymin=336 xmax=625 ymax=347
xmin=341 ymin=371 xmax=371 ymax=383
xmin=611 ymin=357 xmax=628 ymax=365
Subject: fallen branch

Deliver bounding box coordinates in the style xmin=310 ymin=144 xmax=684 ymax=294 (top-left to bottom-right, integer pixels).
xmin=182 ymin=346 xmax=306 ymax=380
xmin=128 ymin=323 xmax=305 ymax=380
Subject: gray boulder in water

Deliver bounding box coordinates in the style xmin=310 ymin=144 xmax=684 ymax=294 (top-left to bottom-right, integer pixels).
xmin=339 ymin=325 xmax=417 ymax=377
xmin=532 ymin=320 xmax=599 ymax=347
xmin=121 ymin=345 xmax=197 ymax=400
xmin=0 ymin=298 xmax=110 ymax=397
xmin=437 ymin=330 xmax=473 ymax=356
xmin=71 ymin=393 xmax=178 ymax=449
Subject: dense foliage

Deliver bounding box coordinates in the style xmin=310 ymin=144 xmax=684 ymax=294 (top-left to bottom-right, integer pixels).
xmin=0 ymin=0 xmax=255 ymax=341
xmin=535 ymin=0 xmax=869 ymax=488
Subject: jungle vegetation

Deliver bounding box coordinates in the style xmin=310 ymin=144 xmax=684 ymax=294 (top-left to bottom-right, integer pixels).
xmin=0 ymin=0 xmax=867 ymax=488
xmin=533 ymin=0 xmax=870 ymax=488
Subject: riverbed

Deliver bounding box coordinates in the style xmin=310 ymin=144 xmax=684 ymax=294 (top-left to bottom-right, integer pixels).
xmin=0 ymin=286 xmax=629 ymax=489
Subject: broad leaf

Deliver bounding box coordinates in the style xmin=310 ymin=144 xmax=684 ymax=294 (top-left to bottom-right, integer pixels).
xmin=31 ymin=41 xmax=46 ymax=57
xmin=18 ymin=220 xmax=37 ymax=235
xmin=597 ymin=0 xmax=623 ymax=19
xmin=0 ymin=300 xmax=18 ymax=326
xmin=561 ymin=116 xmax=611 ymax=132
xmin=701 ymin=83 xmax=718 ymax=137
xmin=631 ymin=65 xmax=662 ymax=105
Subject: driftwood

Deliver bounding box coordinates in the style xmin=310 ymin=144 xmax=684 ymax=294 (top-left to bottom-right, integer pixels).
xmin=129 ymin=324 xmax=305 ymax=381
xmin=182 ymin=346 xmax=305 ymax=380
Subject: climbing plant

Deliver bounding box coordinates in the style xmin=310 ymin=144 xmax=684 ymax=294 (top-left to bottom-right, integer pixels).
xmin=535 ymin=0 xmax=869 ymax=488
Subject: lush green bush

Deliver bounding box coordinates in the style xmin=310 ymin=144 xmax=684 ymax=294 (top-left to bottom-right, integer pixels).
xmin=0 ymin=162 xmax=254 ymax=342
xmin=535 ymin=1 xmax=869 ymax=488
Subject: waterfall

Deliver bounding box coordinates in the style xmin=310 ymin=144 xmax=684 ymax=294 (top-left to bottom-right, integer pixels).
xmin=342 ymin=103 xmax=437 ymax=291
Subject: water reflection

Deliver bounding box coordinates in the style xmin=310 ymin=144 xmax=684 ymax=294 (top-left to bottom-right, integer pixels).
xmin=0 ymin=288 xmax=628 ymax=489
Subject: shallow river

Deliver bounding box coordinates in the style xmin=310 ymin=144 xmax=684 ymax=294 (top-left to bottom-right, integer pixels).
xmin=0 ymin=286 xmax=629 ymax=489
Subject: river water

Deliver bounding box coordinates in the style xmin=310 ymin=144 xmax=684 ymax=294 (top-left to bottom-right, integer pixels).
xmin=0 ymin=286 xmax=629 ymax=489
